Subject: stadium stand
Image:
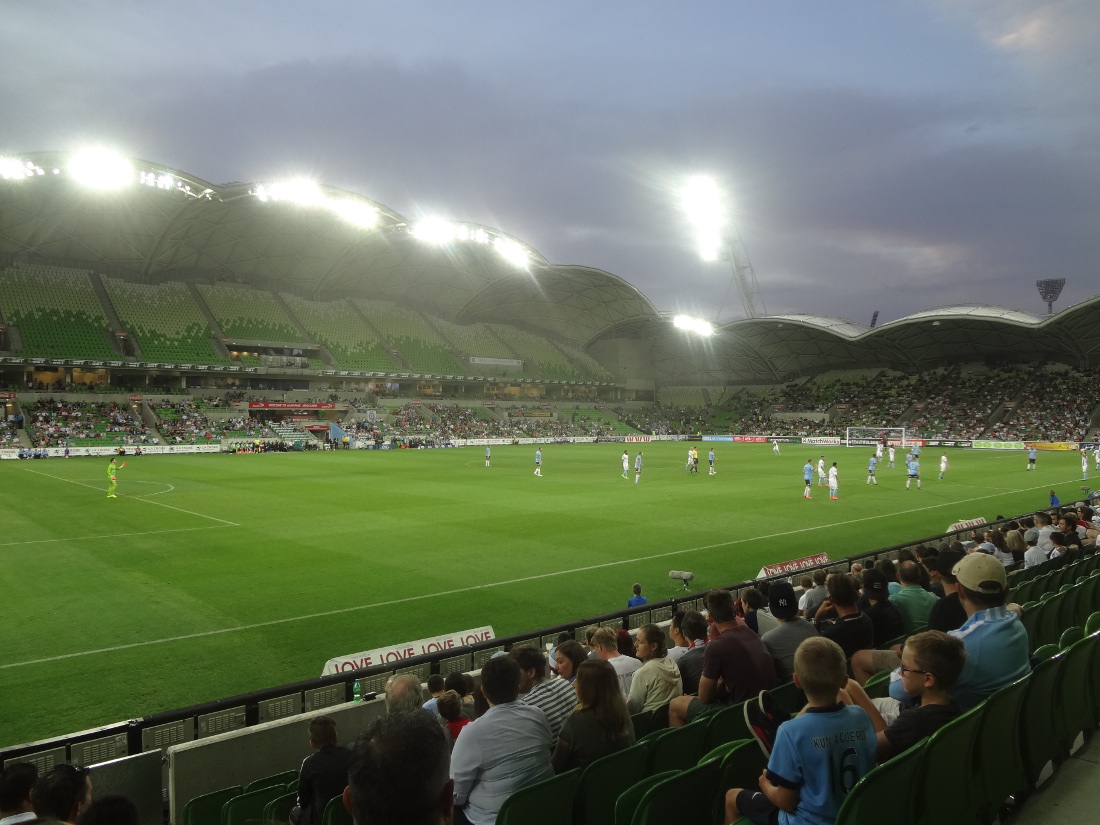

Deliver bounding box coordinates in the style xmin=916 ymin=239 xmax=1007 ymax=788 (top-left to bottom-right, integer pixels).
xmin=104 ymin=279 xmax=233 ymax=365
xmin=354 ymin=299 xmax=465 ymax=374
xmin=196 ymin=283 xmax=300 ymax=342
xmin=27 ymin=399 xmax=155 ymax=447
xmin=0 ymin=264 xmax=118 ymax=359
xmin=487 ymin=323 xmax=589 ymax=381
xmin=280 ymin=294 xmax=397 ymax=372
xmin=430 ymin=316 xmax=517 ymax=362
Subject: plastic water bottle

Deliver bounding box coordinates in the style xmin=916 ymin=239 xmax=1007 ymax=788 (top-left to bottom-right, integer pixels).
xmin=352 ymin=681 xmax=361 ymax=703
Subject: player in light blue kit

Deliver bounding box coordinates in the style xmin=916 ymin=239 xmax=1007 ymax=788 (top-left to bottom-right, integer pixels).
xmin=485 ymin=446 xmax=491 ymax=467
xmin=867 ymin=453 xmax=878 ymax=485
xmin=1027 ymin=447 xmax=1037 ymax=471
xmin=803 ymin=459 xmax=814 ymax=499
xmin=634 ymin=451 xmax=643 ymax=485
xmin=534 ymin=447 xmax=542 ymax=476
xmin=708 ymin=448 xmax=716 ymax=475
xmin=906 ymin=456 xmax=921 ymax=490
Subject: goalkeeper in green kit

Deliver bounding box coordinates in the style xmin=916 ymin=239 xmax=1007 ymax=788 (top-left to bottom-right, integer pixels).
xmin=107 ymin=456 xmax=126 ymax=498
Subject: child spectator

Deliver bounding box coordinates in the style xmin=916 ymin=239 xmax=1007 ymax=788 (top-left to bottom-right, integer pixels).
xmin=725 ymin=637 xmax=876 ymax=825
xmin=437 ymin=690 xmax=471 ymax=743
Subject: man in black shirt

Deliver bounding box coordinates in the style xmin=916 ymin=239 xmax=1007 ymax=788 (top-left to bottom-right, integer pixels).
xmin=927 ymin=550 xmax=968 ymax=633
xmin=816 ymin=573 xmax=874 ymax=659
xmin=861 ymin=569 xmax=906 ymax=646
xmin=295 ymin=716 xmax=351 ymax=825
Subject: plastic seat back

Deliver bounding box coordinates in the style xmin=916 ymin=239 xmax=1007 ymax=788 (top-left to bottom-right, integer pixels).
xmin=704 ymin=701 xmax=749 ymax=751
xmin=613 ymin=770 xmax=677 ymax=825
xmin=769 ymin=680 xmax=806 ymax=716
xmin=263 ymin=791 xmax=298 ymax=825
xmin=496 ymin=769 xmax=580 ymax=825
xmin=1057 ymin=585 xmax=1082 ymax=631
xmin=1059 ymin=626 xmax=1084 ymax=649
xmin=1020 ymin=604 xmax=1042 ymax=651
xmin=223 ymin=787 xmax=286 ymax=825
xmin=574 ymin=740 xmax=650 ymax=825
xmin=1086 ymin=611 xmax=1100 ymax=636
xmin=321 ymin=794 xmax=352 ymax=825
xmin=630 ymin=710 xmax=656 ymax=740
xmin=632 ymin=760 xmax=721 ymax=825
xmin=1036 ymin=592 xmax=1066 ymax=648
xmin=183 ymin=786 xmax=242 ymax=825
xmin=863 ymin=670 xmax=892 ymax=699
xmin=974 ymin=675 xmax=1030 ymax=823
xmin=648 ymin=718 xmax=710 ymax=773
xmin=917 ymin=704 xmax=985 ymax=825
xmin=1077 ymin=577 xmax=1100 ymax=626
xmin=717 ymin=740 xmax=768 ymax=805
xmin=835 ymin=738 xmax=926 ymax=825
xmin=1059 ymin=632 xmax=1100 ymax=746
xmin=1021 ymin=651 xmax=1069 ymax=788
xmin=244 ymin=771 xmax=299 ymax=794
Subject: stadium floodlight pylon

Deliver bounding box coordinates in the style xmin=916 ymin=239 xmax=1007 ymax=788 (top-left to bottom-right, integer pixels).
xmin=845 ymin=427 xmax=910 ymax=448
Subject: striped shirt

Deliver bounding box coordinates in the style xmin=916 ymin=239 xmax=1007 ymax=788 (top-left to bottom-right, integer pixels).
xmin=521 ymin=677 xmax=577 ymax=739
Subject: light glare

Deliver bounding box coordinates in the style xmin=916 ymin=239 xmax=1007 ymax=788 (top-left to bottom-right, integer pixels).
xmin=494 ymin=237 xmax=528 ymax=268
xmin=673 ymin=314 xmax=714 ymax=336
xmin=679 ymin=176 xmax=725 ymax=261
xmin=68 ymin=150 xmax=133 ymax=188
xmin=412 ymin=218 xmax=459 ymax=245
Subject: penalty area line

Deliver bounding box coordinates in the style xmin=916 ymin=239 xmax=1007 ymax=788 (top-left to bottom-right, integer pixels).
xmin=23 ymin=468 xmax=238 ymax=526
xmin=0 ymin=525 xmax=229 ymax=548
xmin=0 ymin=476 xmax=1068 ymax=671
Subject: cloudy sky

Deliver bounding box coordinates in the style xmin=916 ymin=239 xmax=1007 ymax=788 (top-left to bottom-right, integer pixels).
xmin=3 ymin=0 xmax=1098 ymax=326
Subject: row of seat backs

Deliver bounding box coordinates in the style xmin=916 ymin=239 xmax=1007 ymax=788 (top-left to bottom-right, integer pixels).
xmin=835 ymin=627 xmax=1100 ymax=825
xmin=182 ymin=770 xmax=354 ymax=825
xmin=1020 ymin=569 xmax=1100 ymax=649
xmin=1014 ymin=551 xmax=1099 ymax=603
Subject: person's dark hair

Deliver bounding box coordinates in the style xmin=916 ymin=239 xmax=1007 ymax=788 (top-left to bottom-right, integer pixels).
xmin=877 ymin=559 xmax=898 ymax=581
xmin=34 ymin=765 xmax=90 ymax=822
xmin=1020 ymin=517 xmax=1035 ymax=529
xmin=479 ymin=655 xmax=521 ymax=705
xmin=706 ymin=589 xmax=736 ymax=623
xmin=904 ymin=631 xmax=967 ymax=691
xmin=936 ymin=549 xmax=966 ymax=584
xmin=637 ymin=624 xmax=668 ymax=658
xmin=811 ymin=569 xmax=828 ymax=586
xmin=584 ymin=625 xmax=599 ymax=645
xmin=799 ymin=576 xmax=813 ymax=590
xmin=510 ymin=646 xmax=548 ymax=680
xmin=77 ymin=795 xmax=138 ymax=825
xmin=988 ymin=530 xmax=1009 ymax=554
xmin=670 ymin=610 xmax=685 ymax=632
xmin=436 ymin=690 xmax=462 ymax=722
xmin=308 ymin=715 xmax=338 ymax=747
xmin=825 ymin=573 xmax=858 ymax=608
xmin=348 ymin=712 xmax=451 ymax=825
xmin=443 ymin=672 xmax=469 ymax=696
xmin=1049 ymin=532 xmax=1066 ymax=547
xmin=755 ymin=580 xmax=771 ymax=598
xmin=897 ymin=560 xmax=923 ymax=585
xmin=555 ymin=640 xmax=588 ymax=675
xmin=948 ymin=541 xmax=966 ymax=555
xmin=741 ymin=589 xmax=766 ymax=611
xmin=897 ymin=548 xmax=917 ymax=563
xmin=616 ymin=629 xmax=636 ymax=658
xmin=681 ymin=610 xmax=708 ymax=641
xmin=0 ymin=763 xmax=38 ymax=812
xmin=959 ymin=583 xmax=1007 ymax=611
xmin=632 ymin=583 xmax=642 ymax=596
xmin=556 ymin=631 xmax=572 ymax=646
xmin=573 ymin=660 xmax=631 ymax=741
xmin=426 ymin=674 xmax=445 ymax=694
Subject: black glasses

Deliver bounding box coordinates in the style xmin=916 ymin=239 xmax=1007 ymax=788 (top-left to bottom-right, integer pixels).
xmin=898 ymin=664 xmax=933 ymax=678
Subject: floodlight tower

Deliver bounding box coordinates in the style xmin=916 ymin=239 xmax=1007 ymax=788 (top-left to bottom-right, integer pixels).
xmin=679 ymin=176 xmax=767 ymax=320
xmin=1036 ymin=278 xmax=1065 ymax=314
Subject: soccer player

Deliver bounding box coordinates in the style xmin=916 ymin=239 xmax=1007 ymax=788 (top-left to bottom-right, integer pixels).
xmin=772 ymin=439 xmax=781 ymax=456
xmin=634 ymin=451 xmax=643 ymax=485
xmin=107 ymin=457 xmax=126 ymax=498
xmin=534 ymin=448 xmax=542 ymax=476
xmin=906 ymin=455 xmax=921 ymax=490
xmin=867 ymin=453 xmax=878 ymax=485
xmin=1027 ymin=447 xmax=1037 ymax=471
xmin=621 ymin=450 xmax=629 ymax=478
xmin=485 ymin=446 xmax=491 ymax=467
xmin=803 ymin=459 xmax=814 ymax=499
xmin=912 ymin=443 xmax=921 ymax=460
xmin=1094 ymin=445 xmax=1100 ymax=471
xmin=1082 ymin=449 xmax=1089 ymax=480
xmin=691 ymin=446 xmax=700 ymax=474
xmin=939 ymin=453 xmax=949 ymax=480
xmin=876 ymin=439 xmax=884 ymax=459
xmin=708 ymin=448 xmax=716 ymax=475
xmin=686 ymin=447 xmax=694 ymax=472
xmin=887 ymin=445 xmax=896 ymax=468
xmin=817 ymin=456 xmax=826 ymax=487
xmin=828 ymin=462 xmax=839 ymax=500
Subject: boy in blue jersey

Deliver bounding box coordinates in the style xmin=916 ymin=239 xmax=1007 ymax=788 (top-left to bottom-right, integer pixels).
xmin=905 ymin=457 xmax=921 ymax=490
xmin=866 ymin=454 xmax=878 ymax=486
xmin=725 ymin=637 xmax=876 ymax=825
xmin=802 ymin=460 xmax=813 ymax=499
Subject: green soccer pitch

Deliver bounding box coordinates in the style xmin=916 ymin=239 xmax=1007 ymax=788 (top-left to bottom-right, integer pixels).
xmin=0 ymin=442 xmax=1086 ymax=746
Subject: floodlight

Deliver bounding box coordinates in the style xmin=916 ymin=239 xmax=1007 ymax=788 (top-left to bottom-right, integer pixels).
xmin=673 ymin=314 xmax=714 ymax=336
xmin=412 ymin=217 xmax=459 ymax=245
xmin=68 ymin=150 xmax=133 ymax=188
xmin=679 ymin=176 xmax=725 ymax=261
xmin=494 ymin=237 xmax=528 ymax=268
xmin=1036 ymin=278 xmax=1065 ymax=314
xmin=0 ymin=158 xmax=34 ymax=180
xmin=330 ymin=200 xmax=377 ymax=228
xmin=259 ymin=180 xmax=324 ymax=206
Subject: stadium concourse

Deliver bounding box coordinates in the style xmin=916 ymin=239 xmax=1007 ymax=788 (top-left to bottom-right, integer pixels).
xmin=3 ymin=151 xmax=1100 ymax=823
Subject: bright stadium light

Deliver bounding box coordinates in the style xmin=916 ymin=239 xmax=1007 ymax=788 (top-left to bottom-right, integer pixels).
xmin=679 ymin=176 xmax=725 ymax=261
xmin=330 ymin=199 xmax=378 ymax=228
xmin=493 ymin=237 xmax=529 ymax=268
xmin=0 ymin=158 xmax=39 ymax=180
xmin=412 ymin=217 xmax=460 ymax=245
xmin=68 ymin=150 xmax=133 ymax=188
xmin=673 ymin=314 xmax=714 ymax=336
xmin=257 ymin=179 xmax=325 ymax=206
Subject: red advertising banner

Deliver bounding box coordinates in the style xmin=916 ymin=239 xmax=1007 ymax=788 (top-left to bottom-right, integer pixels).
xmin=733 ymin=436 xmax=770 ymax=443
xmin=0 ymin=392 xmax=15 ymax=399
xmin=247 ymin=402 xmax=336 ymax=409
xmin=128 ymin=394 xmax=143 ymax=401
xmin=759 ymin=552 xmax=831 ymax=577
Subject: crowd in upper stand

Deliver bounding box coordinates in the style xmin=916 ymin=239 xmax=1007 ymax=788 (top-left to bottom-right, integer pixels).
xmin=26 ymin=400 xmax=153 ymax=448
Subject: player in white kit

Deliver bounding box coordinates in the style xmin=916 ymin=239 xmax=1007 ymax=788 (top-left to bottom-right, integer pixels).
xmin=817 ymin=456 xmax=827 ymax=487
xmin=939 ymin=454 xmax=949 ymax=480
xmin=622 ymin=450 xmax=629 ymax=478
xmin=887 ymin=446 xmax=896 ymax=468
xmin=828 ymin=462 xmax=839 ymax=500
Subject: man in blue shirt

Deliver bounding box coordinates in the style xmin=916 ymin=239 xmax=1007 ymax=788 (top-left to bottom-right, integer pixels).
xmin=533 ymin=448 xmax=542 ymax=476
xmin=802 ymin=459 xmax=814 ymax=499
xmin=1027 ymin=447 xmax=1037 ymax=470
xmin=708 ymin=448 xmax=717 ymax=475
xmin=905 ymin=457 xmax=921 ymax=490
xmin=628 ymin=583 xmax=648 ymax=608
xmin=484 ymin=446 xmax=491 ymax=467
xmin=866 ymin=454 xmax=878 ymax=486
xmin=634 ymin=451 xmax=643 ymax=485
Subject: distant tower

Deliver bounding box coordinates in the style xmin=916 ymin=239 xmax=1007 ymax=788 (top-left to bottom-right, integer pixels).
xmin=1036 ymin=278 xmax=1065 ymax=314
xmin=870 ymin=310 xmax=879 ymax=329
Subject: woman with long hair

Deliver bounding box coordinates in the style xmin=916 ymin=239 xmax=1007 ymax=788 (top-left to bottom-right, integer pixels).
xmin=553 ymin=641 xmax=587 ymax=684
xmin=626 ymin=624 xmax=683 ymax=713
xmin=550 ymin=660 xmax=635 ymax=773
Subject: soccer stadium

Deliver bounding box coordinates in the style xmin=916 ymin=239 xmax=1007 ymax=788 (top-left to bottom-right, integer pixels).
xmin=2 ymin=150 xmax=1100 ymax=825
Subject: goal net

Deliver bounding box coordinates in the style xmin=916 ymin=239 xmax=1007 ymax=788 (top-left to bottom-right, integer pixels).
xmin=844 ymin=427 xmax=910 ymax=449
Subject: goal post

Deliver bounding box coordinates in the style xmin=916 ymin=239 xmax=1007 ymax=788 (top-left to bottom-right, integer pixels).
xmin=844 ymin=427 xmax=909 ymax=448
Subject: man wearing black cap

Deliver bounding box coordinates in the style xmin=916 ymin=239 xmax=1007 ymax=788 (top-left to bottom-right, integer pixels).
xmin=861 ymin=569 xmax=906 ymax=647
xmin=760 ymin=581 xmax=819 ymax=681
xmin=927 ymin=550 xmax=967 ymax=633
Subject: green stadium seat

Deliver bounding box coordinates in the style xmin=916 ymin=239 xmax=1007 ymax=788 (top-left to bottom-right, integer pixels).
xmin=863 ymin=670 xmax=892 ymax=699
xmin=974 ymin=675 xmax=1030 ymax=823
xmin=704 ymin=701 xmax=750 ymax=752
xmin=716 ymin=739 xmax=768 ymax=802
xmin=321 ymin=794 xmax=352 ymax=825
xmin=1086 ymin=611 xmax=1100 ymax=636
xmin=222 ymin=787 xmax=286 ymax=825
xmin=1033 ymin=644 xmax=1061 ymax=661
xmin=631 ymin=759 xmax=721 ymax=825
xmin=574 ymin=741 xmax=650 ymax=825
xmin=613 ymin=770 xmax=677 ymax=825
xmin=916 ymin=704 xmax=984 ymax=825
xmin=629 ymin=710 xmax=657 ymax=740
xmin=263 ymin=791 xmax=298 ymax=825
xmin=244 ymin=771 xmax=299 ymax=793
xmin=1059 ymin=626 xmax=1084 ymax=649
xmin=1021 ymin=651 xmax=1069 ymax=789
xmin=1058 ymin=632 xmax=1099 ymax=748
xmin=1077 ymin=576 xmax=1100 ymax=626
xmin=496 ymin=769 xmax=580 ymax=825
xmin=182 ymin=786 xmax=242 ymax=825
xmin=768 ymin=681 xmax=806 ymax=716
xmin=835 ymin=737 xmax=926 ymax=825
xmin=647 ymin=721 xmax=710 ymax=773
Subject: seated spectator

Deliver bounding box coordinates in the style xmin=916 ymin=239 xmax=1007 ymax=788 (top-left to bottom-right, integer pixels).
xmin=760 ymin=581 xmax=818 ymax=682
xmin=740 ymin=588 xmax=779 ymax=635
xmin=801 ymin=569 xmax=829 ymax=619
xmin=667 ymin=610 xmax=690 ymax=663
xmin=552 ymin=641 xmax=587 ymax=684
xmin=626 ymin=624 xmax=683 ymax=713
xmin=675 ymin=610 xmax=710 ymax=695
xmin=512 ymin=646 xmax=577 ymax=739
xmin=877 ymin=559 xmax=902 ymax=595
xmin=33 ymin=765 xmax=92 ymax=825
xmin=927 ymin=550 xmax=968 ymax=633
xmin=816 ymin=573 xmax=875 ymax=659
xmin=860 ymin=569 xmax=905 ymax=647
xmin=591 ymin=628 xmax=641 ymax=697
xmin=451 ymin=656 xmax=554 ymax=825
xmin=437 ymin=690 xmax=471 ymax=743
xmin=76 ymin=796 xmax=138 ymax=825
xmin=0 ymin=762 xmax=38 ymax=825
xmin=551 ymin=660 xmax=635 ymax=773
xmin=796 ymin=576 xmax=814 ymax=613
xmin=293 ymin=716 xmax=350 ymax=825
xmin=1022 ymin=532 xmax=1046 ymax=569
xmin=615 ymin=629 xmax=636 ymax=659
xmin=443 ymin=673 xmax=477 ymax=720
xmin=668 ymin=589 xmax=777 ymax=726
xmin=345 ymin=711 xmax=453 ymax=825
xmin=422 ymin=674 xmax=446 ymax=716
xmin=627 ymin=583 xmax=647 ymax=607
xmin=385 ymin=673 xmax=425 ymax=715
xmin=889 ymin=561 xmax=939 ymax=633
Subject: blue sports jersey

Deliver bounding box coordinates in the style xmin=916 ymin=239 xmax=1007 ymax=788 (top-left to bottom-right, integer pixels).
xmin=535 ymin=450 xmax=541 ymax=464
xmin=803 ymin=463 xmax=814 ymax=481
xmin=906 ymin=460 xmax=920 ymax=476
xmin=634 ymin=454 xmax=643 ymax=471
xmin=1028 ymin=449 xmax=1037 ymax=459
xmin=867 ymin=457 xmax=877 ymax=473
xmin=766 ymin=704 xmax=876 ymax=825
